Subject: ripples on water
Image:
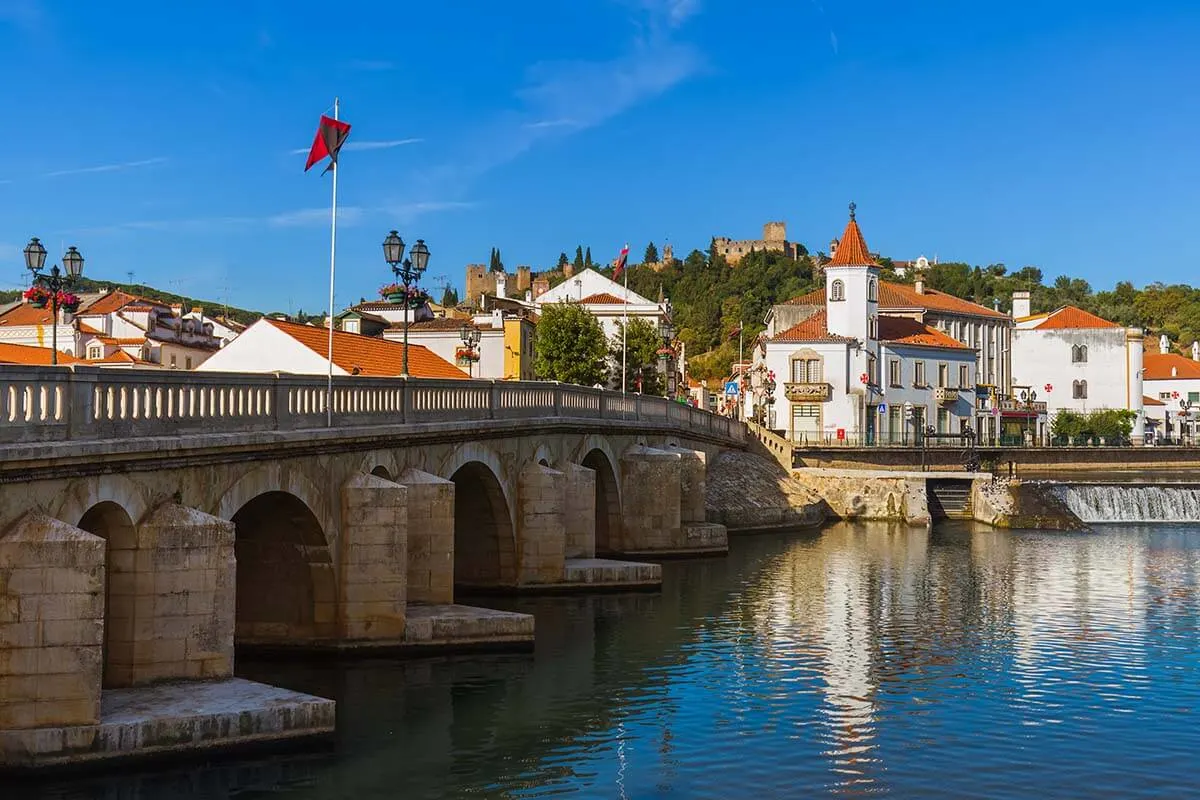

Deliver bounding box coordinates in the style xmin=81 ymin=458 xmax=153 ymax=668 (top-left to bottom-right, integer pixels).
xmin=25 ymin=522 xmax=1200 ymax=799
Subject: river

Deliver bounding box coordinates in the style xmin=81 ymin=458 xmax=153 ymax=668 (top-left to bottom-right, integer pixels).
xmin=23 ymin=521 xmax=1200 ymax=799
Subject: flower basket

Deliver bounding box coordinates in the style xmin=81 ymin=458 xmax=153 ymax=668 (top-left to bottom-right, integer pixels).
xmin=386 ymin=291 xmax=407 ymax=304
xmin=57 ymin=291 xmax=80 ymax=313
xmin=23 ymin=286 xmax=50 ymax=308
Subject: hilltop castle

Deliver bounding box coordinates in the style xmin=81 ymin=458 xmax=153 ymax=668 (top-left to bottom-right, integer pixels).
xmin=712 ymin=221 xmax=804 ymax=265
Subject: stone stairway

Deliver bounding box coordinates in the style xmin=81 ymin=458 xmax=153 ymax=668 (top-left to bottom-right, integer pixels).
xmin=928 ymin=479 xmax=974 ymax=520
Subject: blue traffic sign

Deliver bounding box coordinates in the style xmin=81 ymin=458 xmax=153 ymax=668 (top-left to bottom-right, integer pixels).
xmin=724 ymin=381 xmax=740 ymax=396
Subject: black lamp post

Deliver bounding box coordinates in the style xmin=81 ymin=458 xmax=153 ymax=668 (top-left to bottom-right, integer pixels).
xmin=1020 ymin=388 xmax=1038 ymax=445
xmin=459 ymin=323 xmax=481 ymax=379
xmin=382 ymin=230 xmax=430 ymax=376
xmin=24 ymin=237 xmax=84 ymax=366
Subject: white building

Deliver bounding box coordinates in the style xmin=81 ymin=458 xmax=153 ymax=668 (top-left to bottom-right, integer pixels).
xmin=383 ymin=310 xmax=537 ymax=381
xmin=773 ymin=268 xmax=1012 ymax=441
xmin=197 ymin=317 xmax=465 ymax=379
xmin=757 ymin=205 xmax=977 ymax=444
xmin=534 ymin=268 xmax=666 ymax=340
xmin=0 ymin=289 xmax=226 ymax=369
xmin=1012 ymin=298 xmax=1144 ymax=442
xmin=1142 ymin=337 xmax=1200 ymax=443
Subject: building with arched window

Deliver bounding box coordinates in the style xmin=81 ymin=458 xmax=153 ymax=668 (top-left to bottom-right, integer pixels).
xmin=1011 ymin=302 xmax=1144 ymax=443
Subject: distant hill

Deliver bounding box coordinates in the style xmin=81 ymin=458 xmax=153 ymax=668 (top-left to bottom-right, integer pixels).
xmin=0 ymin=277 xmax=265 ymax=325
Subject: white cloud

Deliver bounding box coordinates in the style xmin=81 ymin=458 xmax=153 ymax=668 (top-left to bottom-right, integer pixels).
xmin=44 ymin=157 xmax=167 ymax=179
xmin=523 ymin=119 xmax=580 ymax=130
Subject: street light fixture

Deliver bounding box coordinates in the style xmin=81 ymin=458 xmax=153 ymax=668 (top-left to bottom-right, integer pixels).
xmin=459 ymin=323 xmax=481 ymax=379
xmin=382 ymin=230 xmax=429 ymax=377
xmin=24 ymin=237 xmax=84 ymax=366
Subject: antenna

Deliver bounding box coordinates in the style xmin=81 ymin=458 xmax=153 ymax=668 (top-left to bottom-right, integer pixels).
xmin=126 ymin=270 xmax=135 ymax=287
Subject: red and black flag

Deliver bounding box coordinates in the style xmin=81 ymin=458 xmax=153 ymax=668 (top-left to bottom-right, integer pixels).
xmin=305 ymin=115 xmax=352 ymax=173
xmin=613 ymin=243 xmax=630 ymax=282
xmin=728 ymin=321 xmax=743 ymax=341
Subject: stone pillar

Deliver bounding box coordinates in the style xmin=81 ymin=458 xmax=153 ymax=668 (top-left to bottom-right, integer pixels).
xmin=339 ymin=474 xmax=407 ymax=640
xmin=123 ymin=504 xmax=235 ymax=685
xmin=0 ymin=513 xmax=104 ymax=729
xmin=517 ymin=462 xmax=566 ymax=585
xmin=562 ymin=463 xmax=596 ymax=559
xmin=665 ymin=446 xmax=708 ymax=524
xmin=619 ymin=446 xmax=682 ymax=553
xmin=395 ymin=468 xmax=455 ymax=605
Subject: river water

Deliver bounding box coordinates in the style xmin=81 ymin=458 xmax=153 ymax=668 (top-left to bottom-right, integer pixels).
xmin=26 ymin=522 xmax=1200 ymax=799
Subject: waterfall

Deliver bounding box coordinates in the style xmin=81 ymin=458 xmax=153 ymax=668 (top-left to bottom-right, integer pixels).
xmin=1053 ymin=484 xmax=1200 ymax=523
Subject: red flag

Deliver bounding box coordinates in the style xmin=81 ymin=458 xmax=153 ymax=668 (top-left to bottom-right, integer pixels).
xmin=305 ymin=115 xmax=352 ymax=173
xmin=728 ymin=322 xmax=743 ymax=341
xmin=613 ymin=243 xmax=630 ymax=281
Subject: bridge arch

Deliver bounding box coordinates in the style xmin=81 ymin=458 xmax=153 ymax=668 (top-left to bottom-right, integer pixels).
xmin=229 ymin=490 xmax=336 ymax=643
xmin=57 ymin=474 xmax=148 ymax=539
xmin=76 ymin=500 xmax=136 ymax=688
xmin=581 ymin=448 xmax=622 ymax=555
xmin=448 ymin=460 xmax=517 ymax=588
xmin=359 ymin=451 xmax=400 ymax=483
xmin=532 ymin=443 xmax=556 ymax=469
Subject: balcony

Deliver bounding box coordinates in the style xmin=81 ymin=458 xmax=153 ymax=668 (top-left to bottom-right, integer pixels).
xmin=935 ymin=387 xmax=959 ymax=405
xmin=999 ymin=398 xmax=1048 ymax=414
xmin=785 ymin=382 xmax=832 ymax=402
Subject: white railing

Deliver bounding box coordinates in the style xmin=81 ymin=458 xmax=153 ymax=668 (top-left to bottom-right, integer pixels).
xmin=0 ymin=367 xmax=747 ymax=445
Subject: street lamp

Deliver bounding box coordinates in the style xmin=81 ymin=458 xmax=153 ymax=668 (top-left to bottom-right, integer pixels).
xmin=658 ymin=314 xmax=676 ymax=398
xmin=382 ymin=230 xmax=430 ymax=377
xmin=1019 ymin=388 xmax=1038 ymax=445
xmin=1182 ymin=398 xmax=1195 ymax=446
xmin=24 ymin=237 xmax=84 ymax=366
xmin=459 ymin=323 xmax=481 ymax=379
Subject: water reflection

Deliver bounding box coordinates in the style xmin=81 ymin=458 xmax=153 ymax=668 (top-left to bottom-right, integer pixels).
xmin=25 ymin=522 xmax=1200 ymax=799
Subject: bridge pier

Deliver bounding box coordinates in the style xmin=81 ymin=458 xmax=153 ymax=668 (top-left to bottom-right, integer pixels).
xmin=618 ymin=445 xmax=728 ymax=557
xmin=0 ymin=511 xmax=332 ymax=770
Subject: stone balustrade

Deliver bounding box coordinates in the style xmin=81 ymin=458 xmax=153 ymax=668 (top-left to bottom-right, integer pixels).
xmin=0 ymin=367 xmax=746 ymax=445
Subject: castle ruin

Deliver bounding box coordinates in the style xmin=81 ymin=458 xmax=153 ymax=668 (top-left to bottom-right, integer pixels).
xmin=712 ymin=221 xmax=804 ymax=265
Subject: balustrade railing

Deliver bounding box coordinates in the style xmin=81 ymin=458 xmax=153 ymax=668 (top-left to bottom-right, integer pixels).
xmin=0 ymin=367 xmax=746 ymax=445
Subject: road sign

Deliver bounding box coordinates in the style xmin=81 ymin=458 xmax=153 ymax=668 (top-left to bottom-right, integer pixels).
xmin=878 ymin=403 xmax=888 ymax=413
xmin=724 ymin=381 xmax=739 ymax=396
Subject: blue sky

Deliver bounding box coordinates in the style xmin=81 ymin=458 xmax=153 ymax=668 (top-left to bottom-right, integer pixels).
xmin=1 ymin=0 xmax=1197 ymax=313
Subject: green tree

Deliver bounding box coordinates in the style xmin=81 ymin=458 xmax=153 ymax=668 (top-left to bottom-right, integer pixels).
xmin=556 ymin=252 xmax=569 ymax=271
xmin=488 ymin=247 xmax=504 ymax=273
xmin=585 ymin=246 xmax=594 ymax=269
xmin=644 ymin=242 xmax=659 ymax=264
xmin=440 ymin=286 xmax=460 ymax=307
xmin=535 ymin=302 xmax=609 ymax=386
xmin=573 ymin=246 xmax=585 ymax=273
xmin=610 ymin=317 xmax=665 ymax=395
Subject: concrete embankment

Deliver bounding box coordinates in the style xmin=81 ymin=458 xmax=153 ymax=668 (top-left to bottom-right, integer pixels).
xmin=705 ymin=451 xmax=826 ymax=531
xmin=790 ymin=468 xmax=932 ymax=525
xmin=972 ymin=478 xmax=1089 ymax=530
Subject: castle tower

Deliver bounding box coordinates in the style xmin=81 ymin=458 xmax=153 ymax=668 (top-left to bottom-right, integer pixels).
xmin=824 ymin=202 xmax=879 ymax=344
xmin=663 ymin=243 xmax=674 ymax=264
xmin=516 ymin=266 xmax=532 ymax=294
xmin=763 ymin=221 xmax=787 ymax=248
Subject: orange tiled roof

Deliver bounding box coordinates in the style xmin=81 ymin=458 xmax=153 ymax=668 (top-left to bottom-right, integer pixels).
xmin=1143 ymin=395 xmax=1167 ymax=407
xmin=89 ymin=350 xmax=155 ymax=365
xmin=783 ymin=281 xmax=1009 ymax=320
xmin=827 ymin=205 xmax=877 ymax=267
xmin=0 ymin=303 xmax=56 ymax=326
xmin=1021 ymin=305 xmax=1120 ymax=330
xmin=1143 ymin=353 xmax=1200 ymax=381
xmin=770 ymin=310 xmax=855 ymax=343
xmin=0 ymin=342 xmax=84 ymax=365
xmin=879 ymin=316 xmax=973 ymax=350
xmin=77 ymin=322 xmax=105 ymax=335
xmin=265 ymin=318 xmax=465 ymax=379
xmin=579 ymin=292 xmax=627 ymax=305
xmin=404 ymin=318 xmax=490 ymax=332
xmin=81 ymin=290 xmax=147 ymax=315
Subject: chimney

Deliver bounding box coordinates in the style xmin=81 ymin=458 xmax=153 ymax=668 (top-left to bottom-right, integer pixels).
xmin=1160 ymin=334 xmax=1170 ymax=355
xmin=1192 ymin=340 xmax=1200 ymax=361
xmin=495 ymin=271 xmax=507 ymax=299
xmin=170 ymin=303 xmax=183 ymax=316
xmin=915 ymin=276 xmax=925 ymax=296
xmin=190 ymin=306 xmax=202 ymax=315
xmin=1011 ymin=291 xmax=1030 ymax=319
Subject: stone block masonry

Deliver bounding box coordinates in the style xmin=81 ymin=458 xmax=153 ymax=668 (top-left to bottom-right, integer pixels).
xmin=0 ymin=513 xmax=104 ymax=730
xmin=396 ymin=468 xmax=455 ymax=605
xmin=340 ymin=474 xmax=407 ymax=640
xmin=562 ymin=463 xmax=596 ymax=559
xmin=619 ymin=446 xmax=682 ymax=554
xmin=517 ymin=463 xmax=567 ymax=584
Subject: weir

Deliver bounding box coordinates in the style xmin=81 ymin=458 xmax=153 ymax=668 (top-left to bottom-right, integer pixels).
xmin=1052 ymin=483 xmax=1200 ymax=523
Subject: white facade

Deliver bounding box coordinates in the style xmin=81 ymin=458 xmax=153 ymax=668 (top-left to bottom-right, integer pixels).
xmin=197 ymin=320 xmax=342 ymax=375
xmin=1011 ymin=305 xmax=1144 ymax=441
xmin=534 ymin=268 xmax=665 ymax=340
xmin=386 ymin=324 xmax=504 ymax=379
xmin=1142 ymin=339 xmax=1200 ymax=442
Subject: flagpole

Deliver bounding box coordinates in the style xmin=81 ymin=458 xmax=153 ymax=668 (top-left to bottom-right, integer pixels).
xmin=326 ymin=97 xmax=339 ymax=427
xmin=738 ymin=320 xmax=744 ymax=421
xmin=621 ymin=245 xmax=628 ymax=397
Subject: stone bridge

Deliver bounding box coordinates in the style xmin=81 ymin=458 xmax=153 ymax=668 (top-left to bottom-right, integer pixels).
xmin=0 ymin=367 xmax=746 ymax=768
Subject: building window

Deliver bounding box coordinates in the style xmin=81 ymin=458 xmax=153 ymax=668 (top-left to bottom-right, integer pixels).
xmin=1073 ymin=380 xmax=1088 ymax=399
xmin=185 ymin=357 xmax=193 ymax=370
xmin=830 ymin=280 xmax=845 ymax=302
xmin=889 ymin=359 xmax=901 ymax=387
xmin=170 ymin=354 xmax=177 ymax=369
xmin=867 ymin=355 xmax=877 ymax=385
xmin=1071 ymin=344 xmax=1088 ymax=363
xmin=868 ymin=279 xmax=878 ymax=302
xmin=888 ymin=406 xmax=902 ymax=440
xmin=1190 ymin=391 xmax=1200 ymax=404
xmin=937 ymin=408 xmax=950 ymax=434
xmin=868 ymin=316 xmax=878 ymax=339
xmin=791 ymin=358 xmax=822 ymax=383
xmin=914 ymin=361 xmax=927 ymax=387
xmin=87 ymin=343 xmax=102 ymax=360
xmin=1160 ymin=392 xmax=1173 ymax=400
xmin=938 ymin=363 xmax=949 ymax=388
xmin=959 ymin=364 xmax=970 ymax=387
xmin=791 ymin=403 xmax=821 ymax=443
